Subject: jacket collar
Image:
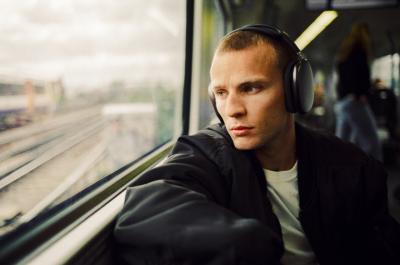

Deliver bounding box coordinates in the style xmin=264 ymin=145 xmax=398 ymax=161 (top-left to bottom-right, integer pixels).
xmin=210 ymin=122 xmax=319 ymax=212
xmin=295 ymin=123 xmax=319 ymax=212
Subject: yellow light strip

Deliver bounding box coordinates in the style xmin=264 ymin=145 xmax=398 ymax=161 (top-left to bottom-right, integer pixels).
xmin=295 ymin=10 xmax=338 ymax=51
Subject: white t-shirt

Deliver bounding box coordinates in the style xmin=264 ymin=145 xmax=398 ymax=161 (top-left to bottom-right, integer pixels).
xmin=264 ymin=161 xmax=318 ymax=265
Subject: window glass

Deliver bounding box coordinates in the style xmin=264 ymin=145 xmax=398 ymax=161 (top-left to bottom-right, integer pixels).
xmin=197 ymin=1 xmax=226 ymax=129
xmin=372 ymin=54 xmax=400 ymax=95
xmin=0 ymin=0 xmax=186 ymax=234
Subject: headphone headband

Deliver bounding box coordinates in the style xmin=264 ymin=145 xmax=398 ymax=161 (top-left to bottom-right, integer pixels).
xmin=230 ymin=24 xmax=301 ymax=54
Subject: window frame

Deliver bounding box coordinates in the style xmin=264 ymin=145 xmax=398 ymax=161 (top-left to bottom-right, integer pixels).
xmin=0 ymin=142 xmax=173 ymax=264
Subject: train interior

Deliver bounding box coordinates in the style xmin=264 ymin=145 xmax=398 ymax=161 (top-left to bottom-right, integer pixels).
xmin=0 ymin=0 xmax=399 ymax=264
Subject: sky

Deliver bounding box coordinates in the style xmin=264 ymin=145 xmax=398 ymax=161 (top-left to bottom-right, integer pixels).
xmin=0 ymin=0 xmax=186 ymax=95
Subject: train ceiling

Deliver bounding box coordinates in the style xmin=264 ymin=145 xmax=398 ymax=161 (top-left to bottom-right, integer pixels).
xmin=225 ymin=0 xmax=400 ymax=71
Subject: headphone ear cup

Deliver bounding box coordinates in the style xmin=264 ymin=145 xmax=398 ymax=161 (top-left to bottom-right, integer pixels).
xmin=284 ymin=60 xmax=297 ymax=113
xmin=283 ymin=59 xmax=314 ymax=113
xmin=208 ymin=89 xmax=224 ymax=124
xmin=295 ymin=59 xmax=314 ymax=113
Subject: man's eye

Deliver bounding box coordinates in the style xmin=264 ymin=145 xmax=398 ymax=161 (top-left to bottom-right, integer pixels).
xmin=243 ymin=85 xmax=261 ymax=93
xmin=215 ymin=90 xmax=226 ymax=97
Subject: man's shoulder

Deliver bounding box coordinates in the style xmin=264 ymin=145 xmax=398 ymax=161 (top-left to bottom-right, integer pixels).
xmin=171 ymin=123 xmax=239 ymax=161
xmin=169 ymin=124 xmax=251 ymax=178
xmin=180 ymin=123 xmax=232 ymax=148
xmin=299 ymin=124 xmax=372 ymax=167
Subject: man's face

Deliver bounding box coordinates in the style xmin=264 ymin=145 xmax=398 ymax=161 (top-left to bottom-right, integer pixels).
xmin=209 ymin=43 xmax=293 ymax=151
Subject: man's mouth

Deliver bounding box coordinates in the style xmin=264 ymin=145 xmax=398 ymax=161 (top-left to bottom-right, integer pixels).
xmin=230 ymin=126 xmax=253 ymax=136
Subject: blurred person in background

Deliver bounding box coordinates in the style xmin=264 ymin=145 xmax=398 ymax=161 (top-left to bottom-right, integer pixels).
xmin=368 ymin=78 xmax=398 ymax=140
xmin=334 ymin=22 xmax=382 ymax=161
xmin=368 ymin=78 xmax=399 ymax=164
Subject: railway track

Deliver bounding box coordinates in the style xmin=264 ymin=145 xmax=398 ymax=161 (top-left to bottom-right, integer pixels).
xmin=0 ymin=108 xmax=109 ymax=233
xmin=0 ymin=105 xmax=157 ymax=235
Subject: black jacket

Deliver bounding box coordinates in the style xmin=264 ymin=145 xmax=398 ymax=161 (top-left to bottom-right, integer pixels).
xmin=114 ymin=123 xmax=400 ymax=265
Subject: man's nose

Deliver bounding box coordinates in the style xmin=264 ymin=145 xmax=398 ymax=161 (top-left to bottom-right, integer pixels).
xmin=225 ymin=93 xmax=246 ymax=118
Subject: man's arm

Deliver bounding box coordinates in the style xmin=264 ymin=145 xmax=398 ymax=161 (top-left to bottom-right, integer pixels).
xmin=113 ymin=136 xmax=283 ymax=265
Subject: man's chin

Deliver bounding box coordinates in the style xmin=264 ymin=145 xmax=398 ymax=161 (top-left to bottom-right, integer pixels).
xmin=232 ymin=139 xmax=258 ymax=150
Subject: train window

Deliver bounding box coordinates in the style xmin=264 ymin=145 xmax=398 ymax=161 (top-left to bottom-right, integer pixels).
xmin=372 ymin=53 xmax=400 ymax=94
xmin=0 ymin=0 xmax=186 ymax=236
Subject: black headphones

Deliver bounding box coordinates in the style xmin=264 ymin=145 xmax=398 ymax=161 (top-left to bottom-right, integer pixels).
xmin=209 ymin=24 xmax=314 ymax=123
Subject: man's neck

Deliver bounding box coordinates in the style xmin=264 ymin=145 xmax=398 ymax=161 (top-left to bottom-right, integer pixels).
xmin=255 ymin=125 xmax=296 ymax=171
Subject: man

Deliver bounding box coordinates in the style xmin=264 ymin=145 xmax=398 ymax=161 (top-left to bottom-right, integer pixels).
xmin=114 ymin=25 xmax=400 ymax=265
